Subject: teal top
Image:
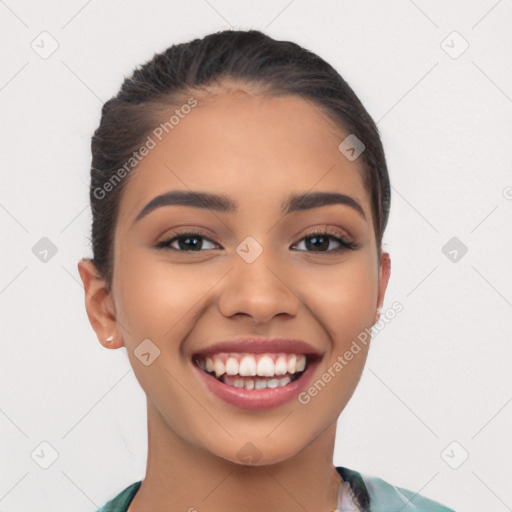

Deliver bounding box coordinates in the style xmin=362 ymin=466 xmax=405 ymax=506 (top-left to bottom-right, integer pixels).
xmin=95 ymin=466 xmax=455 ymax=511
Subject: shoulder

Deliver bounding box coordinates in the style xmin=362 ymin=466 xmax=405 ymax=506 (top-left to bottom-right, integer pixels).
xmin=94 ymin=481 xmax=142 ymax=512
xmin=336 ymin=466 xmax=455 ymax=512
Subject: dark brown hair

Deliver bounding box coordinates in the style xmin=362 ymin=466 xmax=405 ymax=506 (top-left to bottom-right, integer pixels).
xmin=89 ymin=29 xmax=391 ymax=290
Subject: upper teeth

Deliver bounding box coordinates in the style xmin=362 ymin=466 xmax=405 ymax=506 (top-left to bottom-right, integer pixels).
xmin=197 ymin=353 xmax=307 ymax=378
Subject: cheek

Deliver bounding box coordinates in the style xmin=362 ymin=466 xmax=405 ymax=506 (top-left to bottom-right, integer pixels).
xmin=114 ymin=253 xmax=211 ymax=342
xmin=113 ymin=255 xmax=207 ymax=417
xmin=299 ymin=253 xmax=379 ymax=335
xmin=298 ymin=258 xmax=376 ymax=414
xmin=112 ymin=254 xmax=221 ymax=402
xmin=320 ymin=256 xmax=377 ymax=403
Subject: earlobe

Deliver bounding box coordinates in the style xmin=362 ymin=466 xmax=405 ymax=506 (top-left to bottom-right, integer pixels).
xmin=77 ymin=258 xmax=122 ymax=349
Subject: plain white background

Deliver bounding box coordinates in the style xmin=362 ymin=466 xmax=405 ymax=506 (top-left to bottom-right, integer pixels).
xmin=1 ymin=1 xmax=511 ymax=511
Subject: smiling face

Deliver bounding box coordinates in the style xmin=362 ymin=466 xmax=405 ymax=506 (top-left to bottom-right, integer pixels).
xmin=79 ymin=90 xmax=390 ymax=466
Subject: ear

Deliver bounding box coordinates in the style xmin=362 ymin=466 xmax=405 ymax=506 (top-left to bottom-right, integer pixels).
xmin=374 ymin=251 xmax=391 ymax=324
xmin=77 ymin=258 xmax=123 ymax=349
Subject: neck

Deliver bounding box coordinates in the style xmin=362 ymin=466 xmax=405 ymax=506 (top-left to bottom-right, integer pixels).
xmin=128 ymin=400 xmax=342 ymax=512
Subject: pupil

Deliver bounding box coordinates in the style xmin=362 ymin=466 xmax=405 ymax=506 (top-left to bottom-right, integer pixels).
xmin=307 ymin=235 xmax=328 ymax=251
xmin=180 ymin=236 xmax=201 ymax=251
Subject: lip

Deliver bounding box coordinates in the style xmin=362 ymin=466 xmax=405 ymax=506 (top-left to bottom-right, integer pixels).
xmin=192 ymin=350 xmax=322 ymax=411
xmin=192 ymin=337 xmax=324 ymax=357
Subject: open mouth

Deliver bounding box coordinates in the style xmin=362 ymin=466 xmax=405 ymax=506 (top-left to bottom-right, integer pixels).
xmin=192 ymin=352 xmax=313 ymax=390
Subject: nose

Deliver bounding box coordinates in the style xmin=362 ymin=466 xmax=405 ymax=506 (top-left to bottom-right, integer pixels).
xmin=218 ymin=250 xmax=301 ymax=324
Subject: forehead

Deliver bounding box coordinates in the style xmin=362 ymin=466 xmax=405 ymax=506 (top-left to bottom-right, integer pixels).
xmin=118 ymin=93 xmax=371 ymax=224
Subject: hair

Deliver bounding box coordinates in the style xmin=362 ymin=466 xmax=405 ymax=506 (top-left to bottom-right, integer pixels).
xmin=89 ymin=29 xmax=391 ymax=291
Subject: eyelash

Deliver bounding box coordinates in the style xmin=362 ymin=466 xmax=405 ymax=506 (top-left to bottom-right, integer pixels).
xmin=154 ymin=228 xmax=358 ymax=253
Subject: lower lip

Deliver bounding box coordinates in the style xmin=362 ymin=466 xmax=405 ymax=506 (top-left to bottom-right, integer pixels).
xmin=192 ymin=357 xmax=320 ymax=410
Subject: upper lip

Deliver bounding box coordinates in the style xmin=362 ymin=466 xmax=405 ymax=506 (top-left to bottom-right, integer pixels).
xmin=192 ymin=337 xmax=324 ymax=358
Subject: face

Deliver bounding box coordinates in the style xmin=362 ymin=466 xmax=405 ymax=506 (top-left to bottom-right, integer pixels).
xmin=79 ymin=91 xmax=390 ymax=466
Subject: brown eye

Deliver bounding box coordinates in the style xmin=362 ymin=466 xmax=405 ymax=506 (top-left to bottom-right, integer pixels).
xmin=155 ymin=231 xmax=219 ymax=251
xmin=291 ymin=230 xmax=357 ymax=253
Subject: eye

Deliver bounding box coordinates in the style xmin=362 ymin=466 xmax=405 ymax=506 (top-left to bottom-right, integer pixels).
xmin=291 ymin=229 xmax=357 ymax=253
xmin=154 ymin=230 xmax=219 ymax=252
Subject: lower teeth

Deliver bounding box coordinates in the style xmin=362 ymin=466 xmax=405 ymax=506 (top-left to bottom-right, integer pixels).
xmin=212 ymin=371 xmax=303 ymax=389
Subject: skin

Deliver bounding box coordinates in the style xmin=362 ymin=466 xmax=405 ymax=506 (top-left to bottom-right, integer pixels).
xmin=78 ymin=90 xmax=391 ymax=512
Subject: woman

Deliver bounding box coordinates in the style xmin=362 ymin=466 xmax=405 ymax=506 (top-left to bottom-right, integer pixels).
xmin=78 ymin=29 xmax=454 ymax=512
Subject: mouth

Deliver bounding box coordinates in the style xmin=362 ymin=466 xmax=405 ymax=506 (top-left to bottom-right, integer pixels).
xmin=191 ymin=338 xmax=323 ymax=410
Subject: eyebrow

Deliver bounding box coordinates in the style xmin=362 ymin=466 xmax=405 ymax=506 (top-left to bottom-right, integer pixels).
xmin=132 ymin=190 xmax=366 ymax=226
